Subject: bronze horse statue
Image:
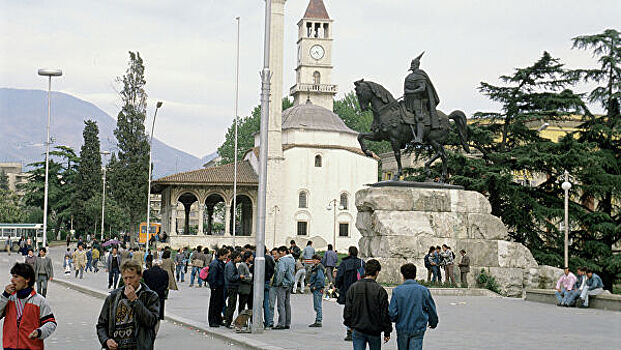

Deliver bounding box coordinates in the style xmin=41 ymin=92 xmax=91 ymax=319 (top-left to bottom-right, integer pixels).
xmin=354 ymin=79 xmax=470 ymax=181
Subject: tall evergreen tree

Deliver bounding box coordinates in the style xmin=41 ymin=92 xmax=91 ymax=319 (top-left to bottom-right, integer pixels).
xmin=72 ymin=120 xmax=103 ymax=233
xmin=569 ymin=29 xmax=621 ymax=287
xmin=0 ymin=170 xmax=9 ymax=191
xmin=110 ymin=51 xmax=150 ymax=232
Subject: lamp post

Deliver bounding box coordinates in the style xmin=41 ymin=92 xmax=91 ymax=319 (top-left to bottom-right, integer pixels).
xmin=232 ymin=16 xmax=241 ymax=247
xmin=38 ymin=68 xmax=62 ymax=248
xmin=561 ymin=171 xmax=572 ymax=267
xmin=146 ymin=102 xmax=163 ymax=254
xmin=271 ymin=205 xmax=280 ymax=247
xmin=327 ymin=199 xmax=344 ymax=250
xmin=100 ymin=151 xmax=111 ymax=241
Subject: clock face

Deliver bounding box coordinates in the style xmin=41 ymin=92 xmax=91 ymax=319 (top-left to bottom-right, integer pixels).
xmin=310 ymin=45 xmax=325 ymax=60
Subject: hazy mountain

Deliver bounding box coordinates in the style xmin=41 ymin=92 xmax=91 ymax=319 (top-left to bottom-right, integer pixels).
xmin=0 ymin=88 xmax=206 ymax=178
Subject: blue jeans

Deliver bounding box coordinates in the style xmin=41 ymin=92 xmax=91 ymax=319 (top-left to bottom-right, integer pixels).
xmin=564 ymin=289 xmax=581 ymax=306
xmin=312 ymin=289 xmax=322 ymax=322
xmin=397 ymin=331 xmax=424 ymax=350
xmin=352 ymin=330 xmax=381 ymax=350
xmin=264 ymin=282 xmax=273 ymax=327
xmin=176 ymin=263 xmax=185 ymax=282
xmin=431 ymin=266 xmax=440 ymax=282
xmin=555 ymin=288 xmax=568 ymax=304
xmin=108 ymin=268 xmax=120 ymax=289
xmin=190 ymin=266 xmax=202 ymax=286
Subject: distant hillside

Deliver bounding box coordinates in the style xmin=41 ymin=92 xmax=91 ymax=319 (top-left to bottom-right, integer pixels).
xmin=0 ymin=88 xmax=206 ymax=178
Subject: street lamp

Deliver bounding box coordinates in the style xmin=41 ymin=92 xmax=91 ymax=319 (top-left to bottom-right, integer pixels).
xmin=146 ymin=101 xmax=163 ymax=254
xmin=327 ymin=199 xmax=345 ymax=251
xmin=38 ymin=68 xmax=62 ymax=247
xmin=100 ymin=151 xmax=111 ymax=241
xmin=561 ymin=170 xmax=572 ymax=267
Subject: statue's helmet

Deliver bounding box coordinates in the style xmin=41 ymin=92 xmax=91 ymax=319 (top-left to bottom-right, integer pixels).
xmin=410 ymin=51 xmax=424 ymax=70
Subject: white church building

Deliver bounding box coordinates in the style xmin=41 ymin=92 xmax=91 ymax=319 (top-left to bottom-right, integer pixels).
xmin=152 ymin=0 xmax=378 ymax=251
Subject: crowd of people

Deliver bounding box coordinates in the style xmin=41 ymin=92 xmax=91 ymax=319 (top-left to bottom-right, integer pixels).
xmin=0 ymin=235 xmax=612 ymax=350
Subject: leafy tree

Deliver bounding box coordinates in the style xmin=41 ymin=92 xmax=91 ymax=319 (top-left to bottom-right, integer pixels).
xmin=109 ymin=51 xmax=150 ymax=232
xmin=0 ymin=170 xmax=9 ymax=191
xmin=218 ymin=98 xmax=292 ymax=165
xmin=21 ymin=146 xmax=79 ymax=236
xmin=569 ymin=29 xmax=621 ymax=288
xmin=0 ymin=189 xmax=25 ymax=222
xmin=72 ymin=120 xmax=102 ymax=233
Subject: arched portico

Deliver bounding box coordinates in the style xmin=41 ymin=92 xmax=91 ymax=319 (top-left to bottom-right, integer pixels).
xmin=230 ymin=195 xmax=253 ymax=237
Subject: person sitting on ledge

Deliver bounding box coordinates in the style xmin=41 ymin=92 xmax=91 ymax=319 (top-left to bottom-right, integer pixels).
xmin=554 ymin=267 xmax=577 ymax=306
xmin=562 ymin=267 xmax=585 ymax=307
xmin=578 ymin=268 xmax=604 ymax=308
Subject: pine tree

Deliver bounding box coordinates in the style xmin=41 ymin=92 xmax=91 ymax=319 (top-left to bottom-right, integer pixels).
xmin=110 ymin=51 xmax=150 ymax=233
xmin=72 ymin=120 xmax=103 ymax=233
xmin=569 ymin=29 xmax=621 ymax=287
xmin=422 ymin=52 xmax=588 ymax=265
xmin=0 ymin=170 xmax=9 ymax=191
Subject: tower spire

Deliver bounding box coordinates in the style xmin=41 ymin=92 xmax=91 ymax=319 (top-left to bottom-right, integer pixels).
xmin=303 ymin=0 xmax=330 ymax=20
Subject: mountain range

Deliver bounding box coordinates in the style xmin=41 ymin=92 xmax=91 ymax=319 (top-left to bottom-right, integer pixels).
xmin=0 ymin=88 xmax=217 ymax=178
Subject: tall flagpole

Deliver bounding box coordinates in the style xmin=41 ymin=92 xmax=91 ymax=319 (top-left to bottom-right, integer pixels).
xmin=252 ymin=0 xmax=272 ymax=333
xmin=232 ymin=16 xmax=241 ymax=247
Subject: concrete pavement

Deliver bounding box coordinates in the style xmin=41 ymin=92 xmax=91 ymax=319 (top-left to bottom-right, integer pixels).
xmin=25 ymin=246 xmax=621 ymax=349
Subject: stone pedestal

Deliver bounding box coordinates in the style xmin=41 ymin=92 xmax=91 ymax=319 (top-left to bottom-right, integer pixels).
xmin=356 ymin=186 xmax=559 ymax=296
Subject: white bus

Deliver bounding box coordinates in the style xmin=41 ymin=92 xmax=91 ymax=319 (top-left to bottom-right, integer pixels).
xmin=0 ymin=223 xmax=44 ymax=252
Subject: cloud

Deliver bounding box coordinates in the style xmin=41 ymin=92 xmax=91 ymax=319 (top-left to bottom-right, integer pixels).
xmin=1 ymin=0 xmax=618 ymax=157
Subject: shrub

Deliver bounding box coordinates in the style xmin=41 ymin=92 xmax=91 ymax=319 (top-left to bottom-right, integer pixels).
xmin=476 ymin=269 xmax=501 ymax=294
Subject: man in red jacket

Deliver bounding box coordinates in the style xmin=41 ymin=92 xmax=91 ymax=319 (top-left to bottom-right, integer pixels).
xmin=1 ymin=262 xmax=57 ymax=350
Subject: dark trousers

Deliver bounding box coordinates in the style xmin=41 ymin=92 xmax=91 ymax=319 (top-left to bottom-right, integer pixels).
xmin=426 ymin=268 xmax=432 ymax=282
xmin=159 ymin=298 xmax=166 ymax=320
xmin=238 ymin=292 xmax=251 ymax=313
xmin=208 ymin=287 xmax=225 ymax=326
xmin=108 ymin=268 xmax=120 ymax=288
xmin=224 ymin=287 xmax=239 ymax=326
xmin=460 ymin=271 xmax=469 ymax=288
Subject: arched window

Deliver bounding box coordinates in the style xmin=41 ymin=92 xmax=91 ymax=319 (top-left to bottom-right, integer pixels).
xmin=340 ymin=193 xmax=348 ymax=210
xmin=298 ymin=192 xmax=308 ymax=208
xmin=313 ymin=71 xmax=321 ymax=85
xmin=314 ymin=155 xmax=322 ymax=167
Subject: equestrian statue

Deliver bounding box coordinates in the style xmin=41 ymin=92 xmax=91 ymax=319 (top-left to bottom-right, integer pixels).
xmin=355 ymin=52 xmax=470 ymax=182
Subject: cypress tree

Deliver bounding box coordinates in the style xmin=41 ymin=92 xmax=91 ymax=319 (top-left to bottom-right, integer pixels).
xmin=0 ymin=170 xmax=8 ymax=191
xmin=73 ymin=120 xmax=102 ymax=233
xmin=111 ymin=52 xmax=150 ymax=232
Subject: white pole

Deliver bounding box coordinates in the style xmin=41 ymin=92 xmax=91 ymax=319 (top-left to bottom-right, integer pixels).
xmin=42 ymin=76 xmax=51 ymax=248
xmin=100 ymin=165 xmax=107 ymax=241
xmin=563 ymin=171 xmax=569 ymax=267
xmin=333 ymin=200 xmax=337 ymax=251
xmin=232 ymin=16 xmax=240 ymax=247
xmin=252 ymin=0 xmax=272 ymax=333
xmin=146 ymin=103 xmax=162 ymax=254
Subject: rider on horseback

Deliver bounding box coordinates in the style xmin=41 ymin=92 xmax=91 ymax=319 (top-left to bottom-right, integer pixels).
xmin=403 ymin=52 xmax=440 ymax=144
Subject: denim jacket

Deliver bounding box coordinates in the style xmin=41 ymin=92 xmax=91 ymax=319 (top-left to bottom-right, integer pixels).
xmin=274 ymin=254 xmax=295 ymax=288
xmin=389 ymin=280 xmax=438 ymax=334
xmin=587 ymin=273 xmax=604 ymax=290
xmin=309 ymin=263 xmax=326 ymax=291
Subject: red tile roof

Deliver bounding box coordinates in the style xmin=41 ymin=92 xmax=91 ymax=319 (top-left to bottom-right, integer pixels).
xmin=154 ymin=161 xmax=257 ymax=185
xmin=303 ymin=0 xmax=330 ymax=20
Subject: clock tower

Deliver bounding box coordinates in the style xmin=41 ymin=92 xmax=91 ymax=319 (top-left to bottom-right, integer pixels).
xmin=290 ymin=0 xmax=337 ymax=110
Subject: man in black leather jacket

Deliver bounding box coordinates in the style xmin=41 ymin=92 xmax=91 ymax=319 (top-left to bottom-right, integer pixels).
xmin=335 ymin=246 xmax=365 ymax=341
xmin=96 ymin=259 xmax=160 ymax=350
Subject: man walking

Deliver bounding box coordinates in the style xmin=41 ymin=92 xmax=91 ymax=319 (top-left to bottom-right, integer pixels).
xmin=175 ymin=247 xmax=187 ymax=282
xmin=457 ymin=249 xmax=470 ymax=288
xmin=224 ymin=251 xmax=242 ymax=327
xmin=92 ymin=246 xmax=100 ymax=273
xmin=74 ymin=244 xmax=87 ymax=279
xmin=1 ymin=263 xmax=57 ymax=349
xmin=108 ymin=246 xmax=122 ymax=289
xmin=344 ymin=259 xmax=392 ymax=350
xmin=336 ymin=246 xmax=365 ymax=341
xmin=96 ymin=260 xmax=160 ymax=350
xmin=207 ymin=248 xmax=228 ymax=327
xmin=34 ymin=247 xmax=54 ymax=297
xmin=143 ymin=255 xmax=169 ymax=329
xmin=273 ymin=246 xmax=295 ymax=330
xmin=389 ymin=264 xmax=438 ymax=350
xmin=308 ymin=254 xmax=325 ymax=328
xmin=189 ymin=246 xmax=205 ymax=287
xmin=321 ymin=244 xmax=338 ymax=286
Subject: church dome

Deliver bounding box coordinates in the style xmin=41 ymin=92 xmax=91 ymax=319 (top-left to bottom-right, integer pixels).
xmin=282 ymin=102 xmax=357 ymax=135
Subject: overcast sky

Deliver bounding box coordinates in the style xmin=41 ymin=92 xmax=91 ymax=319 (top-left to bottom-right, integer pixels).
xmin=1 ymin=0 xmax=619 ymax=158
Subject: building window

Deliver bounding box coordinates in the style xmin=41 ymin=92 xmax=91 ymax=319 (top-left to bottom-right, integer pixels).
xmin=298 ymin=192 xmax=308 ymax=208
xmin=297 ymin=221 xmax=308 ymax=236
xmin=340 ymin=193 xmax=348 ymax=210
xmin=314 ymin=155 xmax=322 ymax=167
xmin=339 ymin=223 xmax=349 ymax=237
xmin=313 ymin=71 xmax=321 ymax=85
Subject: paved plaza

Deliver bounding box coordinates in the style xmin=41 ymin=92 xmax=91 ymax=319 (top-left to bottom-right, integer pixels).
xmin=2 ymin=246 xmax=619 ymax=349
